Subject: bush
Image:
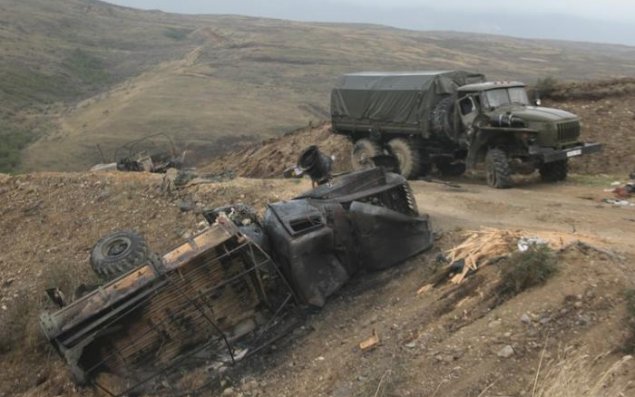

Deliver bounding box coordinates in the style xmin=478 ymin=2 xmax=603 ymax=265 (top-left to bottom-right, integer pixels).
xmin=535 ymin=76 xmax=559 ymax=99
xmin=0 ymin=120 xmax=35 ymax=173
xmin=163 ymin=27 xmax=192 ymax=41
xmin=498 ymin=245 xmax=558 ymax=296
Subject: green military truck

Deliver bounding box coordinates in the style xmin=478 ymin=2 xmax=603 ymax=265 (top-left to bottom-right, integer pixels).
xmin=331 ymin=71 xmax=602 ymax=188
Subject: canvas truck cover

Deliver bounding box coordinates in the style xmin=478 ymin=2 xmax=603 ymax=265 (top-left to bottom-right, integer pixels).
xmin=331 ymin=71 xmax=485 ymax=137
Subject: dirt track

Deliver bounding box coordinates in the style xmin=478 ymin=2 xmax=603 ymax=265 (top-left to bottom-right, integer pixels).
xmin=1 ymin=170 xmax=634 ymax=397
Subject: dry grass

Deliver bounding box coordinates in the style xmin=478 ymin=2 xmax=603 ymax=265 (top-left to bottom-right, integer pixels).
xmin=533 ymin=348 xmax=632 ymax=397
xmin=0 ymin=260 xmax=97 ymax=355
xmin=625 ymin=289 xmax=635 ymax=353
xmin=6 ymin=1 xmax=635 ymax=171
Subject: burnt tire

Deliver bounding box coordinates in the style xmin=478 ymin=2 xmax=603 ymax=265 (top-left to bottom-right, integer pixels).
xmin=351 ymin=139 xmax=383 ymax=170
xmin=539 ymin=160 xmax=568 ymax=182
xmin=485 ymin=148 xmax=513 ymax=189
xmin=387 ymin=138 xmax=422 ymax=180
xmin=431 ymin=97 xmax=456 ymax=138
xmin=90 ymin=230 xmax=149 ymax=281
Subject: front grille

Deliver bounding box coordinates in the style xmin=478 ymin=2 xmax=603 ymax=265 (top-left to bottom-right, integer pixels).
xmin=557 ymin=121 xmax=580 ymax=142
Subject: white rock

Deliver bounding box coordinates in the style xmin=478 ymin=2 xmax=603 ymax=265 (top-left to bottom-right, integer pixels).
xmin=497 ymin=345 xmax=515 ymax=358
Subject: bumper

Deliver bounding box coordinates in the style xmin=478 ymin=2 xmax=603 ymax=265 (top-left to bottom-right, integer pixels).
xmin=533 ymin=142 xmax=603 ymax=163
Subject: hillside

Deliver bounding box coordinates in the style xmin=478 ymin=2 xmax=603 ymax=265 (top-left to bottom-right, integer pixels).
xmin=0 ymin=168 xmax=634 ymax=396
xmin=3 ymin=0 xmax=635 ymax=172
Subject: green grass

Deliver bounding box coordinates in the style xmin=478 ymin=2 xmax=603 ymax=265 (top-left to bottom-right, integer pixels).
xmin=0 ymin=120 xmax=36 ymax=173
xmin=163 ymin=27 xmax=193 ymax=41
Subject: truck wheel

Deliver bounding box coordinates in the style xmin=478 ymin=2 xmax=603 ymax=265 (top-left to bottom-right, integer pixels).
xmin=90 ymin=230 xmax=149 ymax=281
xmin=431 ymin=97 xmax=455 ymax=138
xmin=388 ymin=138 xmax=422 ymax=179
xmin=485 ymin=148 xmax=513 ymax=188
xmin=539 ymin=160 xmax=568 ymax=182
xmin=351 ymin=139 xmax=382 ymax=170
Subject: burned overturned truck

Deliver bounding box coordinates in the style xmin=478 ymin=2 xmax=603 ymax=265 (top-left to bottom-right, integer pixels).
xmin=40 ymin=167 xmax=432 ymax=395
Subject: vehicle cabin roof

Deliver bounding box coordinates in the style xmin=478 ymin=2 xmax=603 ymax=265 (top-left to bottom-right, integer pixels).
xmin=458 ymin=81 xmax=526 ymax=92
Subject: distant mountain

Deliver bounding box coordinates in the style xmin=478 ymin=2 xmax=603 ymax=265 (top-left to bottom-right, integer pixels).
xmin=2 ymin=0 xmax=635 ymax=172
xmin=106 ymin=0 xmax=635 ymax=46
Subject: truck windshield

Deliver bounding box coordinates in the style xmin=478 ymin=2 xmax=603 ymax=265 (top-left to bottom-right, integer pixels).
xmin=484 ymin=87 xmax=529 ymax=107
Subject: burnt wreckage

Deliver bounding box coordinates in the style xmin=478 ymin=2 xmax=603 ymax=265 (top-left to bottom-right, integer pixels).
xmin=40 ymin=167 xmax=433 ymax=395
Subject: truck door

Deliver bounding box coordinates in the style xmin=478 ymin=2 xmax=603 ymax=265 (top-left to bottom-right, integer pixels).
xmin=458 ymin=95 xmax=479 ymax=142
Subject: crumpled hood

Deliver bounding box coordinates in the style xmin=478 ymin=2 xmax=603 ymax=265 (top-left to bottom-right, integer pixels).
xmin=495 ymin=106 xmax=578 ymax=122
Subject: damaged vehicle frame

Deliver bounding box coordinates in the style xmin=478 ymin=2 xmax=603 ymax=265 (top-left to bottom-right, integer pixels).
xmin=40 ymin=167 xmax=433 ymax=396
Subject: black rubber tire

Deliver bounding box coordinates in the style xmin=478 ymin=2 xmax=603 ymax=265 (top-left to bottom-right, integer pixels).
xmin=539 ymin=160 xmax=568 ymax=182
xmin=351 ymin=139 xmax=383 ymax=170
xmin=387 ymin=138 xmax=422 ymax=180
xmin=485 ymin=148 xmax=513 ymax=189
xmin=436 ymin=159 xmax=466 ymax=177
xmin=431 ymin=97 xmax=456 ymax=138
xmin=90 ymin=230 xmax=149 ymax=281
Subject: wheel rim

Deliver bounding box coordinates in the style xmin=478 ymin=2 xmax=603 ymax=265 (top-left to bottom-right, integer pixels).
xmin=104 ymin=237 xmax=131 ymax=258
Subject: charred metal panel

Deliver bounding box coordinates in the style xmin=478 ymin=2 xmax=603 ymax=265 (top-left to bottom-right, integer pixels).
xmin=264 ymin=202 xmax=354 ymax=307
xmin=349 ymin=201 xmax=433 ymax=270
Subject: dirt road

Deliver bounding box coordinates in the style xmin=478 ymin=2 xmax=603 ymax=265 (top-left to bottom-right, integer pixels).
xmin=413 ymin=176 xmax=635 ymax=252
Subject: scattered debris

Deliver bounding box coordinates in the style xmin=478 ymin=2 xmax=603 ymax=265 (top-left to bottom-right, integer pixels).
xmin=602 ymin=198 xmax=635 ymax=207
xmin=359 ymin=329 xmax=380 ymax=352
xmin=517 ymin=237 xmax=548 ymax=252
xmin=297 ymin=145 xmax=333 ymax=186
xmin=445 ymin=228 xmax=523 ymax=284
xmin=283 ymin=145 xmax=335 ymax=187
xmin=92 ymin=133 xmax=185 ymax=174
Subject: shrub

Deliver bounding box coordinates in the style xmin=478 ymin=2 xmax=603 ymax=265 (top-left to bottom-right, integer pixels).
xmin=163 ymin=27 xmax=192 ymax=41
xmin=498 ymin=245 xmax=558 ymax=296
xmin=535 ymin=76 xmax=559 ymax=99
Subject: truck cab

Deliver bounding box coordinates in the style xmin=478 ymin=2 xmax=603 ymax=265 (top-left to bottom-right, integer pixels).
xmin=453 ymin=81 xmax=602 ymax=187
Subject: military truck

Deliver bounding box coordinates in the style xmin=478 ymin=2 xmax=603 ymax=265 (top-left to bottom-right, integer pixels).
xmin=331 ymin=71 xmax=602 ymax=188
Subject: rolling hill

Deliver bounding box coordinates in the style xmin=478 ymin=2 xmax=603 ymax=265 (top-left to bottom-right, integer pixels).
xmin=2 ymin=0 xmax=635 ymax=172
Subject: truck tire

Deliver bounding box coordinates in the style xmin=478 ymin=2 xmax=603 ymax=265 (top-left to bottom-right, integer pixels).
xmin=351 ymin=139 xmax=382 ymax=170
xmin=485 ymin=148 xmax=513 ymax=188
xmin=388 ymin=138 xmax=422 ymax=180
xmin=431 ymin=97 xmax=455 ymax=138
xmin=539 ymin=160 xmax=568 ymax=182
xmin=90 ymin=230 xmax=149 ymax=281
